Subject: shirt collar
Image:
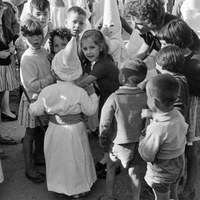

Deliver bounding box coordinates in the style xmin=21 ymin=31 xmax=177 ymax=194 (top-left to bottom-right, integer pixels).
xmin=153 ymin=109 xmax=179 ymax=122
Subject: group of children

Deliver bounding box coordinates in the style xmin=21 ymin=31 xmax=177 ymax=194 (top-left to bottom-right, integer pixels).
xmin=0 ymin=0 xmax=200 ymax=199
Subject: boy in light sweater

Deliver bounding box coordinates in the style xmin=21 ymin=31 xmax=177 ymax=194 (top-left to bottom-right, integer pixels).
xmin=139 ymin=74 xmax=188 ymax=200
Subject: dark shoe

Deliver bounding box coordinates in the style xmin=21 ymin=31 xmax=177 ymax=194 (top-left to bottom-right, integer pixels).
xmin=0 ymin=137 xmax=18 ymax=145
xmin=1 ymin=112 xmax=18 ymax=122
xmin=95 ymin=162 xmax=106 ymax=172
xmin=0 ymin=149 xmax=7 ymax=159
xmin=25 ymin=169 xmax=45 ymax=183
xmin=97 ymin=169 xmax=106 ymax=179
xmin=34 ymin=158 xmax=45 ymax=166
xmin=91 ymin=129 xmax=99 ymax=137
xmin=96 ymin=164 xmax=120 ymax=179
xmin=71 ymin=191 xmax=90 ymax=199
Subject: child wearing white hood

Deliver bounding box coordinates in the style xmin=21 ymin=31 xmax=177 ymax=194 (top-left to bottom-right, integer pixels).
xmin=29 ymin=37 xmax=98 ymax=199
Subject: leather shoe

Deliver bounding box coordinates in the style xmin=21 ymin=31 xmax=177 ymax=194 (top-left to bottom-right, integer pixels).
xmin=1 ymin=112 xmax=18 ymax=122
xmin=0 ymin=137 xmax=18 ymax=145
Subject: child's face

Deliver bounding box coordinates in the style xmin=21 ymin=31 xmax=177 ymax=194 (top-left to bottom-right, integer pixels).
xmin=65 ymin=12 xmax=86 ymax=37
xmin=155 ymin=62 xmax=166 ymax=74
xmin=81 ymin=38 xmax=102 ymax=62
xmin=26 ymin=34 xmax=43 ymax=50
xmin=31 ymin=7 xmax=50 ymax=28
xmin=131 ymin=16 xmax=153 ymax=34
xmin=53 ymin=36 xmax=69 ymax=54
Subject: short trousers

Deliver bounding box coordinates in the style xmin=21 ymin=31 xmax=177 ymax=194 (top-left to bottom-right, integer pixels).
xmin=109 ymin=142 xmax=144 ymax=168
xmin=145 ymin=154 xmax=184 ymax=193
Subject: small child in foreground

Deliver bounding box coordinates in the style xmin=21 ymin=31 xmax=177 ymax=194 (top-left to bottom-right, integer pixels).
xmin=29 ymin=37 xmax=98 ymax=199
xmin=139 ymin=74 xmax=188 ymax=200
xmin=98 ymin=58 xmax=147 ymax=200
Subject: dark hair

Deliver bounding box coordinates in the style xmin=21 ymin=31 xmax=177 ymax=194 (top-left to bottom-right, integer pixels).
xmin=21 ymin=17 xmax=43 ymax=37
xmin=125 ymin=0 xmax=165 ymax=27
xmin=79 ymin=29 xmax=109 ymax=60
xmin=121 ymin=58 xmax=147 ymax=84
xmin=67 ymin=6 xmax=86 ymax=17
xmin=156 ymin=45 xmax=185 ymax=73
xmin=147 ymin=74 xmax=179 ymax=107
xmin=30 ymin=0 xmax=50 ymax=12
xmin=49 ymin=27 xmax=72 ymax=54
xmin=157 ymin=18 xmax=193 ymax=49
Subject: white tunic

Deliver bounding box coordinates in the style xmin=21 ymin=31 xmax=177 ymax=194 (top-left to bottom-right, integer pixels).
xmin=30 ymin=81 xmax=98 ymax=196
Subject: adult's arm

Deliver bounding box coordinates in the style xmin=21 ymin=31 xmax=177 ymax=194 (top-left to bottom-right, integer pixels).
xmin=135 ymin=41 xmax=150 ymax=60
xmin=120 ymin=16 xmax=133 ymax=35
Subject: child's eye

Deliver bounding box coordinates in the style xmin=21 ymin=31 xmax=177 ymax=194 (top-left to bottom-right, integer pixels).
xmin=36 ymin=12 xmax=41 ymax=16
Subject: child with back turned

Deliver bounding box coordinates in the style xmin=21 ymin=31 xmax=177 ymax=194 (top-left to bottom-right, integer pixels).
xmin=29 ymin=37 xmax=98 ymax=199
xmin=139 ymin=74 xmax=188 ymax=200
xmin=155 ymin=45 xmax=189 ymax=120
xmin=18 ymin=17 xmax=55 ymax=183
xmin=98 ymin=58 xmax=147 ymax=200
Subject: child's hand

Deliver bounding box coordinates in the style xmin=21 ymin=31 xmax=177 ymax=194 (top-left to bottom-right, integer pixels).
xmin=141 ymin=109 xmax=152 ymax=119
xmin=84 ymin=85 xmax=95 ymax=95
xmin=0 ymin=49 xmax=10 ymax=59
xmin=99 ymin=136 xmax=108 ymax=148
xmin=9 ymin=42 xmax=15 ymax=54
xmin=48 ymin=53 xmax=54 ymax=62
xmin=51 ymin=69 xmax=59 ymax=82
xmin=101 ymin=26 xmax=109 ymax=37
xmin=51 ymin=0 xmax=65 ymax=7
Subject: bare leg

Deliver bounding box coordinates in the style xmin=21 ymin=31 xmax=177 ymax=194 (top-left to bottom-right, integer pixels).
xmin=170 ymin=179 xmax=180 ymax=200
xmin=34 ymin=126 xmax=46 ymax=165
xmin=128 ymin=166 xmax=141 ymax=200
xmin=153 ymin=189 xmax=170 ymax=200
xmin=179 ymin=143 xmax=197 ymax=199
xmin=185 ymin=143 xmax=198 ymax=190
xmin=1 ymin=91 xmax=16 ymax=118
xmin=23 ymin=127 xmax=36 ymax=172
xmin=106 ymin=155 xmax=118 ymax=197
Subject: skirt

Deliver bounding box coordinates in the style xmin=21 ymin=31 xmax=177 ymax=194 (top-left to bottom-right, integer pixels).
xmin=187 ymin=95 xmax=200 ymax=142
xmin=45 ymin=121 xmax=97 ymax=196
xmin=0 ymin=64 xmax=19 ymax=92
xmin=18 ymin=93 xmax=49 ymax=128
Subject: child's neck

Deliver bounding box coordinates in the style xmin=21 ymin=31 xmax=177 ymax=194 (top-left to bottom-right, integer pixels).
xmin=123 ymin=83 xmax=137 ymax=88
xmin=29 ymin=46 xmax=41 ymax=51
xmin=155 ymin=105 xmax=174 ymax=114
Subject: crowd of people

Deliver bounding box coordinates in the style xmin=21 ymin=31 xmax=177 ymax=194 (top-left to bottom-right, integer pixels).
xmin=0 ymin=0 xmax=200 ymax=199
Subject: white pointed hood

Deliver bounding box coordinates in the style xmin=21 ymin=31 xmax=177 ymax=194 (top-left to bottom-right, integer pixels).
xmin=103 ymin=0 xmax=122 ymax=32
xmin=52 ymin=37 xmax=82 ymax=82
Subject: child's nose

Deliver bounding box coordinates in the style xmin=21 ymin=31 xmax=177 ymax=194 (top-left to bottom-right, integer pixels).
xmin=75 ymin=22 xmax=80 ymax=28
xmin=39 ymin=14 xmax=45 ymax=20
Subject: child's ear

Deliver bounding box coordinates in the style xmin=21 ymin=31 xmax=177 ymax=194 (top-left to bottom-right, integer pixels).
xmin=154 ymin=98 xmax=161 ymax=110
xmin=99 ymin=44 xmax=103 ymax=52
xmin=65 ymin=20 xmax=68 ymax=28
xmin=119 ymin=73 xmax=126 ymax=85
